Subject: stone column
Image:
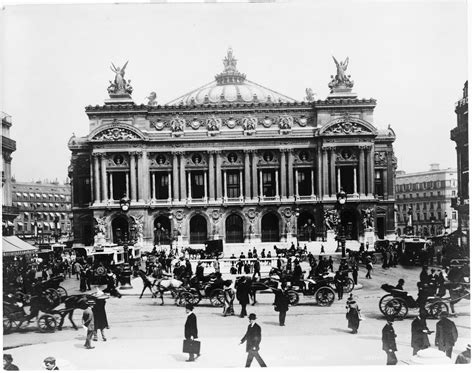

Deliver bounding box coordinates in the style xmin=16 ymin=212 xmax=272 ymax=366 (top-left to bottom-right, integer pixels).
xmin=100 ymin=154 xmax=108 ymax=202
xmin=259 ymin=170 xmax=263 ymax=197
xmin=295 ymin=169 xmax=299 ymax=196
xmin=204 ymin=171 xmax=208 ymax=199
xmin=353 ymin=167 xmax=358 ymax=194
xmin=329 ymin=147 xmax=336 ymax=197
xmin=288 ymin=150 xmax=294 ymax=197
xmin=322 ymin=148 xmax=329 ymax=198
xmin=239 ymin=170 xmax=243 ymax=199
xmin=151 ymin=173 xmax=156 ymax=200
xmin=317 ymin=146 xmax=322 ymax=199
xmin=387 ymin=150 xmax=394 ymax=199
xmin=125 ymin=173 xmax=129 ymax=197
xmin=93 ymin=154 xmax=101 ymax=203
xmin=251 ymin=150 xmax=258 ymax=199
xmin=358 ymin=146 xmax=366 ymax=196
xmin=367 ymin=145 xmax=375 ymax=196
xmin=187 ymin=171 xmax=191 ymax=200
xmin=180 ymin=152 xmax=186 ymax=201
xmin=337 ymin=167 xmax=341 ymax=192
xmin=244 ymin=150 xmax=251 ymax=200
xmin=275 ymin=170 xmax=279 ymax=198
xmin=383 ymin=169 xmax=388 ymax=199
xmin=129 ymin=152 xmax=137 ymax=202
xmin=142 ymin=150 xmax=150 ymax=202
xmin=172 ymin=152 xmax=179 ymax=202
xmin=208 ymin=151 xmax=215 ymax=201
xmin=280 ymin=149 xmax=287 ymax=198
xmin=215 ymin=151 xmax=222 ymax=201
xmin=108 ymin=173 xmax=114 ymax=201
xmin=223 ymin=170 xmax=228 ymax=199
xmin=168 ymin=172 xmax=172 ymax=201
xmin=311 ymin=169 xmax=315 ymax=196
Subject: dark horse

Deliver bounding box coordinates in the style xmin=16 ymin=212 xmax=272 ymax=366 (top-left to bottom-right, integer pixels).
xmin=56 ymin=276 xmax=121 ymax=330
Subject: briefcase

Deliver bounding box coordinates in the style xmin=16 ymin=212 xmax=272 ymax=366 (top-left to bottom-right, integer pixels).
xmin=182 ymin=339 xmax=201 ymax=354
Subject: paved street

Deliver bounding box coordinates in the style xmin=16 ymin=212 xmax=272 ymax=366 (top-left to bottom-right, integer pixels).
xmin=3 ymin=259 xmax=471 ymax=370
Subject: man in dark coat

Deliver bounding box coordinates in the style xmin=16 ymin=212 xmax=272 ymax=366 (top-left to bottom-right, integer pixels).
xmin=236 ymin=277 xmax=251 ymax=318
xmin=240 ymin=313 xmax=266 ymax=367
xmin=435 ymin=311 xmax=458 ymax=358
xmin=411 ymin=311 xmax=432 ymax=355
xmin=455 ymin=344 xmax=471 ymax=364
xmin=252 ymin=258 xmax=261 ymax=280
xmin=272 ymin=284 xmax=290 ymax=326
xmin=184 ymin=304 xmax=198 ymax=362
xmin=382 ymin=318 xmax=398 ymax=365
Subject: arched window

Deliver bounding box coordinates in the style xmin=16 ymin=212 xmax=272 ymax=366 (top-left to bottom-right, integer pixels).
xmin=153 ymin=216 xmax=171 ymax=245
xmin=225 ymin=214 xmax=244 ymax=243
xmin=297 ymin=211 xmax=316 ymax=241
xmin=189 ymin=215 xmax=207 ymax=244
xmin=112 ymin=216 xmax=129 ymax=244
xmin=261 ymin=213 xmax=279 ymax=242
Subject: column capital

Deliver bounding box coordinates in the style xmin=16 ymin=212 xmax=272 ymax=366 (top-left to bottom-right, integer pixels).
xmin=172 ymin=150 xmax=185 ymax=156
xmin=92 ymin=152 xmax=102 ymax=158
xmin=324 ymin=146 xmax=337 ymax=151
xmin=358 ymin=145 xmax=372 ymax=150
xmin=243 ymin=149 xmax=254 ymax=154
xmin=279 ymin=148 xmax=291 ymax=153
xmin=128 ymin=150 xmax=141 ymax=156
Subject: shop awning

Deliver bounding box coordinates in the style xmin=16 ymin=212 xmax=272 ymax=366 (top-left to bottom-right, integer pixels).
xmin=22 ymin=193 xmax=28 ymax=197
xmin=48 ymin=194 xmax=54 ymax=198
xmin=54 ymin=194 xmax=60 ymax=198
xmin=35 ymin=193 xmax=41 ymax=198
xmin=2 ymin=236 xmax=38 ymax=257
xmin=15 ymin=192 xmax=22 ymax=197
xmin=29 ymin=193 xmax=35 ymax=198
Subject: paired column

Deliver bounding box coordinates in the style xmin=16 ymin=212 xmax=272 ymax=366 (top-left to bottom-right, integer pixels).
xmin=353 ymin=167 xmax=358 ymax=194
xmin=108 ymin=173 xmax=114 ymax=200
xmin=251 ymin=150 xmax=258 ymax=199
xmin=367 ymin=145 xmax=375 ymax=195
xmin=204 ymin=171 xmax=208 ymax=199
xmin=244 ymin=150 xmax=251 ymax=200
xmin=239 ymin=170 xmax=243 ymax=199
xmin=223 ymin=170 xmax=228 ymax=199
xmin=275 ymin=170 xmax=279 ymax=197
xmin=295 ymin=169 xmax=299 ymax=196
xmin=288 ymin=150 xmax=294 ymax=197
xmin=386 ymin=150 xmax=394 ymax=199
xmin=322 ymin=148 xmax=329 ymax=198
xmin=329 ymin=147 xmax=336 ymax=196
xmin=172 ymin=152 xmax=179 ymax=201
xmin=337 ymin=167 xmax=341 ymax=192
xmin=100 ymin=154 xmax=108 ymax=202
xmin=93 ymin=154 xmax=101 ymax=203
xmin=208 ymin=151 xmax=215 ymax=200
xmin=167 ymin=172 xmax=172 ymax=200
xmin=358 ymin=146 xmax=366 ymax=196
xmin=187 ymin=172 xmax=192 ymax=200
xmin=151 ymin=173 xmax=156 ymax=200
xmin=311 ymin=169 xmax=315 ymax=196
xmin=317 ymin=146 xmax=323 ymax=199
xmin=259 ymin=170 xmax=263 ymax=197
xmin=129 ymin=152 xmax=137 ymax=202
xmin=179 ymin=152 xmax=186 ymax=201
xmin=279 ymin=149 xmax=287 ymax=198
xmin=142 ymin=151 xmax=150 ymax=201
xmin=215 ymin=151 xmax=222 ymax=200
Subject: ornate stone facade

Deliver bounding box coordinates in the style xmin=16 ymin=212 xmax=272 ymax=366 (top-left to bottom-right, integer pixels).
xmin=68 ymin=50 xmax=397 ymax=249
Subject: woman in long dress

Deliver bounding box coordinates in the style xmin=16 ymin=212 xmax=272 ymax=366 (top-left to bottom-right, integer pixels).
xmin=346 ymin=294 xmax=360 ymax=334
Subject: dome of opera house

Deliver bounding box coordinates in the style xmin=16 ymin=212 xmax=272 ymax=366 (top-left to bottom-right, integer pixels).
xmin=166 ymin=49 xmax=296 ymax=106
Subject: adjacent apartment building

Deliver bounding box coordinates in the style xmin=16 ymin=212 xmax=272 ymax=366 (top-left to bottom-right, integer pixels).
xmin=395 ymin=164 xmax=458 ymax=237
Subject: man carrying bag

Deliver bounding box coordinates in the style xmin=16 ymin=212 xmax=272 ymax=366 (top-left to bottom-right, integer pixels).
xmin=183 ymin=304 xmax=200 ymax=362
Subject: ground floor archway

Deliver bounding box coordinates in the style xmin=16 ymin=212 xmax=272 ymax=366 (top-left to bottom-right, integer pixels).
xmin=261 ymin=213 xmax=280 ymax=242
xmin=340 ymin=207 xmax=359 ymax=240
xmin=154 ymin=215 xmax=171 ymax=245
xmin=189 ymin=215 xmax=207 ymax=244
xmin=112 ymin=216 xmax=129 ymax=244
xmin=297 ymin=211 xmax=316 ymax=241
xmin=225 ymin=214 xmax=244 ymax=243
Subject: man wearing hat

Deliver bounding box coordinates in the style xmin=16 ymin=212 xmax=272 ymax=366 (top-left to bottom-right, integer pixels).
xmin=3 ymin=354 xmax=19 ymax=370
xmin=184 ymin=304 xmax=198 ymax=362
xmin=382 ymin=317 xmax=398 ymax=365
xmin=411 ymin=309 xmax=432 ymax=355
xmin=82 ymin=299 xmax=96 ymax=349
xmin=435 ymin=311 xmax=458 ymax=358
xmin=43 ymin=356 xmax=58 ymax=370
xmin=455 ymin=344 xmax=471 ymax=364
xmin=239 ymin=313 xmax=267 ymax=367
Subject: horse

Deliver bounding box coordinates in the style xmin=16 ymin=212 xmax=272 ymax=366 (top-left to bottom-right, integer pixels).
xmin=137 ymin=270 xmax=183 ymax=305
xmin=138 ymin=270 xmax=158 ymax=299
xmin=56 ymin=276 xmax=121 ymax=331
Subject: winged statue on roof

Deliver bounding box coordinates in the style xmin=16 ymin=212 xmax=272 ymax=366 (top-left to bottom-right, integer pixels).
xmin=107 ymin=61 xmax=133 ymax=96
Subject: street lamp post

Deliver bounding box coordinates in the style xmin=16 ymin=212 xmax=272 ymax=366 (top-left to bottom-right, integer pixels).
xmin=336 ymin=190 xmax=347 ymax=258
xmin=430 ymin=215 xmax=436 ymax=237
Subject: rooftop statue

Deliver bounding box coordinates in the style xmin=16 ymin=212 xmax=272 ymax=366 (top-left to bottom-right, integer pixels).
xmin=146 ymin=92 xmax=158 ymax=106
xmin=305 ymin=88 xmax=315 ymax=102
xmin=108 ymin=61 xmax=133 ymax=96
xmin=328 ymin=56 xmax=354 ymax=92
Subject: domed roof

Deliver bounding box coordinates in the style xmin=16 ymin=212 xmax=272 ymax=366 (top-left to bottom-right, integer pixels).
xmin=166 ymin=49 xmax=296 ymax=106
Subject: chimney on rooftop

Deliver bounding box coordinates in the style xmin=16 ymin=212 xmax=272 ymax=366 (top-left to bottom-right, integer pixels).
xmin=429 ymin=163 xmax=440 ymax=171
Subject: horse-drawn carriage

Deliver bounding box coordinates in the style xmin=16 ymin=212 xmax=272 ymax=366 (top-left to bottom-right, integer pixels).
xmin=184 ymin=239 xmax=224 ymax=260
xmin=175 ymin=273 xmax=226 ymax=307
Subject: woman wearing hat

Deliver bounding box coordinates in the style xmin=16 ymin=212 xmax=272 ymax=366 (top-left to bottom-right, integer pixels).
xmin=345 ymin=294 xmax=360 ymax=334
xmin=223 ymin=280 xmax=235 ymax=317
xmin=3 ymin=354 xmax=19 ymax=371
xmin=92 ymin=292 xmax=109 ymax=342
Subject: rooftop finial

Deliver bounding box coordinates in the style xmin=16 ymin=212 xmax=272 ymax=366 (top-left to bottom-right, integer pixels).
xmin=223 ymin=47 xmax=237 ymax=72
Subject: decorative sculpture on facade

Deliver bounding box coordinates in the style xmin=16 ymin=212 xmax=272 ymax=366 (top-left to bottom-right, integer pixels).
xmin=361 ymin=208 xmax=374 ymax=229
xmin=170 ymin=116 xmax=185 ymax=136
xmin=146 ymin=92 xmax=158 ymax=106
xmin=108 ymin=61 xmax=133 ymax=96
xmin=374 ymin=151 xmax=387 ymax=166
xmin=93 ymin=128 xmax=141 ymax=141
xmin=242 ymin=115 xmax=257 ymax=132
xmin=94 ymin=216 xmax=107 ymax=247
xmin=328 ymin=56 xmax=354 ymax=92
xmin=206 ymin=115 xmax=222 ymax=132
xmin=133 ymin=215 xmax=144 ymax=245
xmin=324 ymin=209 xmax=339 ymax=230
xmin=305 ymin=88 xmax=315 ymax=102
xmin=327 ymin=121 xmax=366 ymax=135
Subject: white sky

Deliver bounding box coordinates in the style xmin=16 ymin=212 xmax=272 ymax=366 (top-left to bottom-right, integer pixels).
xmin=1 ymin=0 xmax=469 ymax=182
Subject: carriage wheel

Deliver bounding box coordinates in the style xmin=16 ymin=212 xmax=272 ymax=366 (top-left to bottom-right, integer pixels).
xmin=3 ymin=316 xmax=12 ymax=334
xmin=37 ymin=314 xmax=57 ymax=332
xmin=384 ymin=298 xmax=408 ymax=319
xmin=343 ymin=278 xmax=355 ymax=293
xmin=175 ymin=291 xmax=192 ymax=307
xmin=56 ymin=286 xmax=68 ymax=299
xmin=315 ymin=286 xmax=335 ymax=306
xmin=209 ymin=289 xmax=225 ymax=307
xmin=286 ymin=290 xmax=299 ymax=306
xmin=379 ymin=294 xmax=395 ymax=315
xmin=428 ymin=301 xmax=449 ymax=319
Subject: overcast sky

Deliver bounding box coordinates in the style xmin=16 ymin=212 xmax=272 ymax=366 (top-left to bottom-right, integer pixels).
xmin=2 ymin=0 xmax=468 ymax=183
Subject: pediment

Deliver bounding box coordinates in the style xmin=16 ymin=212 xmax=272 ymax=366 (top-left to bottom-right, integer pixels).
xmin=89 ymin=121 xmax=145 ymax=142
xmin=320 ymin=115 xmax=377 ymax=136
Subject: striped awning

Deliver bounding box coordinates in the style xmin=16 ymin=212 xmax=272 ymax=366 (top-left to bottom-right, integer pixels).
xmin=54 ymin=194 xmax=60 ymax=198
xmin=35 ymin=193 xmax=41 ymax=198
xmin=42 ymin=194 xmax=48 ymax=198
xmin=15 ymin=192 xmax=22 ymax=197
xmin=22 ymin=193 xmax=28 ymax=197
xmin=29 ymin=193 xmax=35 ymax=198
xmin=48 ymin=194 xmax=54 ymax=197
xmin=2 ymin=236 xmax=38 ymax=257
